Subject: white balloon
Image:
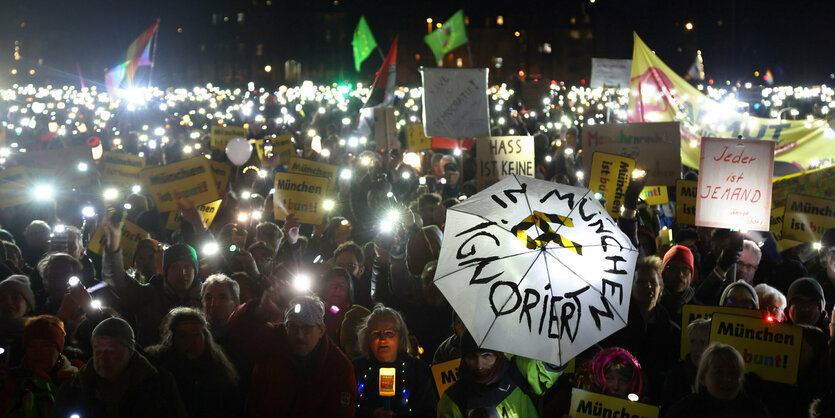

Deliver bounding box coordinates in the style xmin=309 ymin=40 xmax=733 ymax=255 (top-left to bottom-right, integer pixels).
xmin=225 ymin=137 xmax=252 ymax=166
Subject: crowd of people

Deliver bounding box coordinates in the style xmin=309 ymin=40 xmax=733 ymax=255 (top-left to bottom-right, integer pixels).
xmin=0 ymin=78 xmax=833 ymax=418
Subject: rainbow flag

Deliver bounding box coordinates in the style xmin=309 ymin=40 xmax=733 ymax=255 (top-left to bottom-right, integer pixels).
xmin=125 ymin=20 xmax=159 ymax=84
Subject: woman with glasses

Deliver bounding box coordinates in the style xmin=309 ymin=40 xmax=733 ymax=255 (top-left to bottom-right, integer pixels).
xmin=353 ymin=304 xmax=436 ymax=418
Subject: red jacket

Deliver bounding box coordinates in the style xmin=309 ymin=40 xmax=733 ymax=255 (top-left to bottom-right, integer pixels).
xmin=228 ymin=301 xmax=357 ymax=418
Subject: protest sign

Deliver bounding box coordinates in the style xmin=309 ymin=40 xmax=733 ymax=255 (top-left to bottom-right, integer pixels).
xmin=87 ymin=220 xmax=149 ymax=267
xmin=475 ymin=136 xmax=535 ymax=189
xmin=0 ymin=166 xmax=33 ymax=208
xmin=781 ymin=193 xmax=835 ymax=243
xmin=287 ymin=157 xmax=338 ymax=191
xmin=100 ymin=151 xmax=146 ymax=187
xmin=16 ymin=146 xmax=95 ymax=187
xmin=406 ymin=123 xmax=432 ymax=151
xmin=250 ymin=139 xmax=265 ymax=161
xmin=141 ymin=156 xmax=220 ymax=212
xmin=210 ymin=126 xmax=247 ymax=151
xmin=430 ymin=358 xmax=460 ymax=397
xmin=769 ymin=206 xmax=802 ymax=252
xmin=679 ymin=304 xmax=761 ymax=359
xmin=675 ymin=180 xmax=698 ymax=225
xmin=569 ymin=389 xmax=658 ymax=418
xmin=772 ymin=165 xmax=835 ymax=207
xmin=421 ymin=68 xmax=490 ymax=139
xmin=640 ymin=185 xmax=669 ymax=206
xmin=710 ymin=313 xmax=802 ymax=384
xmin=590 ymin=58 xmax=632 ymax=88
xmin=581 ymin=122 xmax=681 ymax=186
xmin=165 ymin=200 xmax=222 ymax=231
xmin=587 ymin=152 xmax=635 ymax=219
xmin=374 ymin=107 xmax=398 ymax=150
xmin=696 ymin=138 xmax=774 ymax=231
xmin=209 ymin=161 xmax=232 ymax=196
xmin=273 ymin=172 xmax=329 ymax=224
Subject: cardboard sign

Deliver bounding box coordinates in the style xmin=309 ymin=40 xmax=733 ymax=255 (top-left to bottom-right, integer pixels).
xmin=710 ymin=313 xmax=802 ymax=384
xmin=781 ymin=193 xmax=835 ymax=243
xmin=250 ymin=139 xmax=265 ymax=161
xmin=581 ymin=122 xmax=681 ymax=186
xmin=569 ymin=389 xmax=659 ymax=418
xmin=679 ymin=304 xmax=762 ymax=359
xmin=87 ymin=220 xmax=150 ymax=267
xmin=696 ymin=138 xmax=774 ymax=231
xmin=287 ymin=157 xmax=338 ymax=191
xmin=587 ymin=152 xmax=636 ymax=219
xmin=590 ymin=58 xmax=633 ymax=88
xmin=374 ymin=108 xmax=398 ymax=150
xmin=273 ymin=172 xmax=329 ymax=224
xmin=769 ymin=206 xmax=802 ymax=252
xmin=100 ymin=151 xmax=146 ymax=187
xmin=640 ymin=185 xmax=669 ymax=206
xmin=141 ymin=156 xmax=221 ymax=212
xmin=675 ymin=180 xmax=698 ymax=225
xmin=209 ymin=161 xmax=232 ymax=196
xmin=210 ymin=126 xmax=247 ymax=151
xmin=475 ymin=136 xmax=535 ymax=189
xmin=431 ymin=358 xmax=460 ymax=397
xmin=421 ymin=68 xmax=490 ymax=139
xmin=406 ymin=123 xmax=432 ymax=152
xmin=772 ymin=165 xmax=835 ymax=207
xmin=0 ymin=166 xmax=33 ymax=208
xmin=165 ymin=199 xmax=222 ymax=231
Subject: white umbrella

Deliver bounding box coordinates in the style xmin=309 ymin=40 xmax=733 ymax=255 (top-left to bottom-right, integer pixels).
xmin=435 ymin=174 xmax=638 ymax=365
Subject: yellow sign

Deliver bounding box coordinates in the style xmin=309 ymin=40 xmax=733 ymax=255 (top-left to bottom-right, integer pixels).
xmin=588 ymin=152 xmax=635 ymax=219
xmin=710 ymin=313 xmax=802 ymax=384
xmin=210 ymin=125 xmax=247 ymax=151
xmin=680 ymin=304 xmax=761 ymax=359
xmin=772 ymin=165 xmax=835 ymax=207
xmin=628 ymin=32 xmax=832 ymax=170
xmin=250 ymin=139 xmax=265 ymax=161
xmin=165 ymin=199 xmax=222 ymax=231
xmin=431 ymin=358 xmax=460 ymax=397
xmin=406 ymin=124 xmax=432 ymax=151
xmin=273 ymin=172 xmax=329 ymax=224
xmin=141 ymin=156 xmax=221 ymax=212
xmin=287 ymin=157 xmax=338 ymax=191
xmin=100 ymin=151 xmax=146 ymax=187
xmin=0 ymin=166 xmax=33 ymax=208
xmin=569 ymin=389 xmax=659 ymax=418
xmin=769 ymin=206 xmax=802 ymax=252
xmin=639 ymin=185 xmax=669 ymax=205
xmin=675 ymin=180 xmax=698 ymax=225
xmin=87 ymin=220 xmax=150 ymax=267
xmin=781 ymin=193 xmax=835 ymax=243
xmin=209 ymin=161 xmax=232 ymax=196
xmin=273 ymin=143 xmax=296 ymax=164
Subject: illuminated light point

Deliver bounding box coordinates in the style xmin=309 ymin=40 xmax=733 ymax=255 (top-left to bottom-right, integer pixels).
xmin=294 ymin=275 xmax=312 ymax=292
xmin=33 ymin=184 xmax=55 ymax=201
xmin=685 ymin=22 xmax=694 ymax=30
xmin=766 ymin=316 xmax=774 ymax=322
xmin=91 ymin=299 xmax=102 ymax=310
xmin=77 ymin=162 xmax=88 ymax=172
xmin=323 ymin=199 xmax=335 ymax=211
xmin=257 ymin=170 xmax=267 ymax=178
xmin=241 ymin=190 xmax=251 ymax=200
xmin=453 ymin=148 xmax=462 ymax=156
xmin=628 ymin=393 xmax=639 ymax=402
xmin=124 ymin=203 xmax=132 ymax=210
xmin=68 ymin=276 xmax=81 ymax=287
xmin=81 ymin=206 xmax=96 ymax=218
xmin=814 ymin=242 xmax=823 ymax=250
xmin=264 ymin=65 xmax=272 ymax=73
xmin=131 ymin=184 xmax=142 ymax=194
xmin=545 ymin=155 xmax=553 ymax=163
xmin=340 ymin=169 xmax=352 ymax=180
xmin=103 ymin=188 xmax=119 ymax=201
xmin=514 ymin=31 xmax=521 ymax=37
xmin=237 ymin=212 xmax=249 ymax=222
xmin=575 ymin=170 xmax=584 ymax=181
xmin=330 ymin=305 xmax=340 ymax=314
xmin=203 ymin=242 xmax=219 ymax=256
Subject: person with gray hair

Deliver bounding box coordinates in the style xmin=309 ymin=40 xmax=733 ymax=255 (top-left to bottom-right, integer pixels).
xmin=228 ymin=290 xmax=356 ymax=417
xmin=734 ymin=239 xmax=762 ymax=285
xmin=353 ymin=304 xmax=437 ymax=418
xmin=755 ymin=283 xmax=786 ymax=322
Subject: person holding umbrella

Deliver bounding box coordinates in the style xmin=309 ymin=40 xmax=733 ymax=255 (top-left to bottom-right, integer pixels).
xmin=437 ymin=330 xmax=562 ymax=417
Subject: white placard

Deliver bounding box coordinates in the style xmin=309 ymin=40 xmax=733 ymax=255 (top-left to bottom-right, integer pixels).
xmin=421 ymin=68 xmax=490 ymax=139
xmin=590 ymin=58 xmax=632 ymax=88
xmin=476 ymin=136 xmax=535 ymax=188
xmin=696 ymin=138 xmax=774 ymax=231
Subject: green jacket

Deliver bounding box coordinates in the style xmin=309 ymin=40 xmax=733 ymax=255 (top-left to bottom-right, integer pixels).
xmin=437 ymin=356 xmax=561 ymax=418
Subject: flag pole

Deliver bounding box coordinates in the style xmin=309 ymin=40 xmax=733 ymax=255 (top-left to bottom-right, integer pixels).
xmin=376 ymin=45 xmax=386 ymax=61
xmin=147 ymin=18 xmax=161 ymax=88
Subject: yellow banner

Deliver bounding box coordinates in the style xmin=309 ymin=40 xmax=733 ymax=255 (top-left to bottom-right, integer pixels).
xmin=141 ymin=156 xmax=221 ymax=212
xmin=569 ymin=389 xmax=659 ymax=418
xmin=210 ymin=126 xmax=247 ymax=151
xmin=430 ymin=358 xmax=460 ymax=397
xmin=87 ymin=220 xmax=150 ymax=267
xmin=406 ymin=124 xmax=432 ymax=151
xmin=166 ymin=199 xmax=222 ymax=231
xmin=100 ymin=151 xmax=146 ymax=187
xmin=710 ymin=313 xmax=802 ymax=384
xmin=675 ymin=180 xmax=697 ymax=225
xmin=209 ymin=161 xmax=232 ymax=196
xmin=769 ymin=206 xmax=802 ymax=252
xmin=287 ymin=157 xmax=338 ymax=191
xmin=273 ymin=172 xmax=329 ymax=224
xmin=772 ymin=165 xmax=835 ymax=207
xmin=588 ymin=152 xmax=635 ymax=219
xmin=0 ymin=166 xmax=34 ymax=208
xmin=267 ymin=134 xmax=295 ymax=162
xmin=680 ymin=304 xmax=761 ymax=359
xmin=628 ymin=32 xmax=833 ymax=170
xmin=640 ymin=185 xmax=668 ymax=205
xmin=781 ymin=193 xmax=835 ymax=243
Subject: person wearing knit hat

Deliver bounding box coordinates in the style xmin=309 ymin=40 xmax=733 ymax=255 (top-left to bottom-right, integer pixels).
xmin=162 ymin=243 xmax=199 ymax=290
xmin=787 ymin=277 xmax=827 ymax=329
xmin=659 ymin=245 xmax=700 ymax=323
xmin=0 ymin=274 xmax=35 ymax=319
xmin=719 ymin=281 xmax=759 ymax=310
xmin=438 ymin=330 xmax=563 ymax=417
xmin=92 ymin=317 xmax=136 ymax=352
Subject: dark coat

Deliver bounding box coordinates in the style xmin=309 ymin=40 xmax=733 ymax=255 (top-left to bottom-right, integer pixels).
xmin=353 ymin=353 xmax=437 ymax=418
xmin=664 ymin=391 xmax=771 ymax=418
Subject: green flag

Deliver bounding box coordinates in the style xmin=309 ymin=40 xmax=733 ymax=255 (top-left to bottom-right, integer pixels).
xmin=424 ymin=9 xmax=469 ymax=63
xmin=352 ymin=15 xmax=378 ymax=72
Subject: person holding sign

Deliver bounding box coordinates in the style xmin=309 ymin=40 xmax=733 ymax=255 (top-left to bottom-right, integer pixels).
xmin=353 ymin=305 xmax=436 ymax=418
xmin=437 ymin=330 xmax=562 ymax=418
xmin=665 ymin=343 xmax=771 ymax=417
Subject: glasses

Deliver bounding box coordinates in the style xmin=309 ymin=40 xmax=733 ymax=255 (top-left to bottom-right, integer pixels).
xmin=736 ymin=261 xmax=757 ymax=270
xmin=764 ymin=305 xmax=782 ymax=315
xmin=370 ymin=330 xmax=399 ymax=341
